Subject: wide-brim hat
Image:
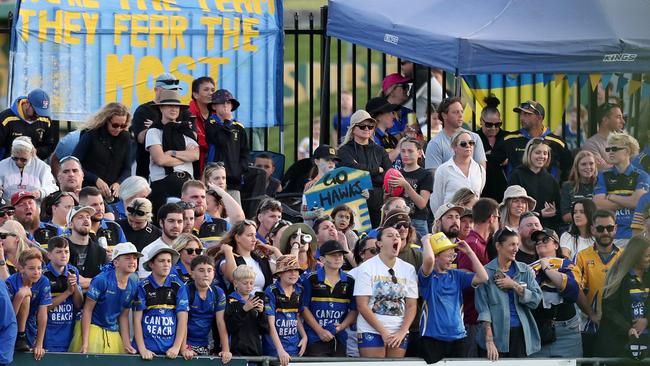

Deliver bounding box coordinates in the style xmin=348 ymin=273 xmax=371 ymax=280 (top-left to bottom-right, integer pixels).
xmin=143 ymin=242 xmax=179 ymax=271
xmin=279 ymin=223 xmax=317 ymax=255
xmin=500 ymin=185 xmax=537 ymax=211
xmin=365 ymin=97 xmax=400 ymax=117
xmin=155 ymin=89 xmax=186 ymax=106
xmin=434 ymin=203 xmax=464 ymax=222
xmin=112 ymin=242 xmax=143 ymax=260
xmin=274 ymin=254 xmax=302 ymax=275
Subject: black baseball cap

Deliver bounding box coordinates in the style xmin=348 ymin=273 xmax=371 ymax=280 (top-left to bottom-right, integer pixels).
xmin=365 ymin=97 xmax=400 ymax=118
xmin=532 ymin=228 xmax=560 ymax=244
xmin=513 ymin=100 xmax=545 ymax=117
xmin=313 ymin=145 xmax=340 ymax=161
xmin=319 ymin=240 xmax=348 ymax=256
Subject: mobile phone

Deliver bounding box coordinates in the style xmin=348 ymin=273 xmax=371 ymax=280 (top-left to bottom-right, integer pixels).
xmin=254 ymin=291 xmax=265 ymax=300
xmin=494 ymin=270 xmax=505 ymax=280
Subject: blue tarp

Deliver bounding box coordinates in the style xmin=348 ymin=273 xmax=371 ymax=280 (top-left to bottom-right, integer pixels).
xmin=327 ymin=0 xmax=650 ymax=74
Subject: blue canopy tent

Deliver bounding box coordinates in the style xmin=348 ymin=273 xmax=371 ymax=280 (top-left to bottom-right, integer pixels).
xmin=326 ymin=0 xmax=650 ymax=74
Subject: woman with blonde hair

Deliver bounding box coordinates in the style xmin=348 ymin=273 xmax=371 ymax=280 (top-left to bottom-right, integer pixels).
xmin=72 ymin=102 xmax=133 ymax=200
xmin=0 ymin=220 xmax=31 ymax=279
xmin=202 ymin=162 xmax=245 ymax=223
xmin=451 ymin=187 xmax=479 ymax=209
xmin=560 ymin=150 xmax=597 ymax=223
xmin=509 ymin=138 xmax=561 ymax=231
xmin=596 ymin=235 xmax=650 ymax=357
xmin=172 ymin=233 xmax=204 ymax=283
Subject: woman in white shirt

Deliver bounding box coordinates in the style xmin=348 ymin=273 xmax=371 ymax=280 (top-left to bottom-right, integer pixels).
xmin=559 ymin=199 xmax=597 ymax=259
xmin=353 ymin=226 xmax=418 ymax=358
xmin=430 ymin=131 xmax=485 ymax=212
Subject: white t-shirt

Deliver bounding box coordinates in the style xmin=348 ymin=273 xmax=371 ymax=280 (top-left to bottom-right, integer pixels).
xmin=243 ymin=256 xmax=267 ymax=293
xmin=145 ymin=127 xmax=198 ymax=182
xmin=353 ymin=255 xmax=418 ymax=334
xmin=559 ymin=232 xmax=595 ymax=259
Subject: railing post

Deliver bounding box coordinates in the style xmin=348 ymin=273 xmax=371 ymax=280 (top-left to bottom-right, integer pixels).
xmin=319 ymin=5 xmax=331 ymax=145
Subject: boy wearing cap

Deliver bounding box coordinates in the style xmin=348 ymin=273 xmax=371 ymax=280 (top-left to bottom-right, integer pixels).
xmin=0 ymin=89 xmax=55 ymax=160
xmin=43 ymin=236 xmax=83 ymax=352
xmin=264 ymin=255 xmax=307 ymax=366
xmin=419 ymin=233 xmax=488 ymax=364
xmin=133 ymin=243 xmax=188 ymax=359
xmin=205 ymin=89 xmax=249 ymax=203
xmin=179 ymin=255 xmax=231 ymax=361
xmin=6 ymin=248 xmax=51 ymax=359
xmin=492 ymin=100 xmax=572 ymax=181
xmin=302 ymin=240 xmax=357 ymax=357
xmin=69 ymin=242 xmax=140 ymax=354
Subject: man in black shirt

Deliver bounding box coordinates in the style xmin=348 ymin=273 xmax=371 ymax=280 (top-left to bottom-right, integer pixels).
xmin=131 ymin=73 xmax=192 ymax=177
xmin=0 ymin=89 xmax=55 ymax=159
xmin=65 ymin=205 xmax=107 ymax=290
xmin=116 ymin=198 xmax=161 ymax=251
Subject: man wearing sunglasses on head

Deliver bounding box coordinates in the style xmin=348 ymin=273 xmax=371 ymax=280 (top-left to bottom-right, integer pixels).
xmin=491 ymin=100 xmax=572 ymax=182
xmin=131 ymin=73 xmax=193 ymax=178
xmin=0 ymin=89 xmax=54 ymax=160
xmin=574 ymin=209 xmax=623 ymax=357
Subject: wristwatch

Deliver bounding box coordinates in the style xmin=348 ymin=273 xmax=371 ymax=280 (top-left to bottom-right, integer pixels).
xmin=171 ymin=150 xmax=177 ymax=158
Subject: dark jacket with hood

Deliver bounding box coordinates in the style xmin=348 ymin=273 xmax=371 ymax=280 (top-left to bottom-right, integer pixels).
xmin=0 ymin=97 xmax=55 ymax=159
xmin=337 ymin=139 xmax=391 ymax=187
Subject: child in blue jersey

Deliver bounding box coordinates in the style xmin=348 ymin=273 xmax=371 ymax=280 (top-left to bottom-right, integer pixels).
xmin=179 ymin=255 xmax=231 ymax=362
xmin=264 ymin=255 xmax=307 ymax=366
xmin=7 ymin=248 xmax=51 ymax=360
xmin=69 ymin=242 xmax=140 ymax=354
xmin=302 ymin=240 xmax=358 ymax=356
xmin=133 ymin=242 xmax=189 ymax=360
xmin=419 ymin=234 xmax=488 ymax=364
xmin=43 ymin=236 xmax=83 ymax=352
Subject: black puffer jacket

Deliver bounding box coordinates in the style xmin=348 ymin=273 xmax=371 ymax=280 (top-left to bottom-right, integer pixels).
xmin=337 ymin=140 xmax=391 ymax=187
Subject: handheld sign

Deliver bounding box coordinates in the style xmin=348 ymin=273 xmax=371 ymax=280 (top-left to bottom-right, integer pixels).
xmin=304 ymin=167 xmax=373 ymax=232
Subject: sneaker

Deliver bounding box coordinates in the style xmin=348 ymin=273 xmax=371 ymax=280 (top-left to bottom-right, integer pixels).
xmin=14 ymin=332 xmax=29 ymax=352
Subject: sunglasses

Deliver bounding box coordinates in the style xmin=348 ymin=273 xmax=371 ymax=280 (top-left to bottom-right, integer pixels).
xmin=362 ymin=247 xmax=377 ymax=255
xmin=0 ymin=210 xmax=15 ymax=218
xmin=357 ymin=124 xmax=375 ymax=131
xmin=11 ymin=156 xmax=28 ymax=163
xmin=458 ymin=140 xmax=476 ymax=148
xmin=110 ymin=123 xmax=128 ymax=130
xmin=184 ymin=248 xmax=203 ymax=255
xmin=291 ymin=233 xmax=313 ymax=244
xmin=59 ymin=155 xmax=80 ymax=164
xmin=494 ymin=227 xmax=517 ymax=243
xmin=483 ymin=121 xmax=502 ymax=128
xmin=158 ymin=79 xmax=180 ymax=85
xmin=0 ymin=233 xmax=16 ymax=240
xmin=535 ymin=237 xmax=555 ymax=245
xmin=206 ymin=161 xmax=226 ymax=169
xmin=388 ymin=268 xmax=398 ymax=284
xmin=605 ymin=146 xmax=626 ymax=153
xmin=595 ymin=225 xmax=616 ymax=233
xmin=393 ymin=222 xmax=410 ymax=230
xmin=126 ymin=206 xmax=148 ymax=217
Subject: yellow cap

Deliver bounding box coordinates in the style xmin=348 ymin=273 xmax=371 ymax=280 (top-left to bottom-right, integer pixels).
xmin=429 ymin=232 xmax=457 ymax=254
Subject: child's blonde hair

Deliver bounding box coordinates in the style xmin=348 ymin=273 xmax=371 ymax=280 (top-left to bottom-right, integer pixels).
xmin=233 ymin=264 xmax=256 ymax=281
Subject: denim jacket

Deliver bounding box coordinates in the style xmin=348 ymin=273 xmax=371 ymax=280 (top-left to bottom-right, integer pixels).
xmin=475 ymin=259 xmax=542 ymax=355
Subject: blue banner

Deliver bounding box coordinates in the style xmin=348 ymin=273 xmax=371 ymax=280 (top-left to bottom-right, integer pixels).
xmin=9 ymin=0 xmax=283 ymax=127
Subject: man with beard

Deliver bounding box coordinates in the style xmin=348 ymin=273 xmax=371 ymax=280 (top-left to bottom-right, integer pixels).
xmin=180 ymin=180 xmax=230 ymax=240
xmin=138 ymin=203 xmax=184 ymax=278
xmin=456 ymin=198 xmax=500 ymax=357
xmin=65 ymin=205 xmax=107 ymax=289
xmin=516 ymin=211 xmax=543 ymax=264
xmin=433 ymin=203 xmax=464 ymax=243
xmin=79 ymin=187 xmax=126 ymax=248
xmin=11 ymin=191 xmax=57 ymax=245
xmin=575 ymin=209 xmax=623 ymax=357
xmin=56 ymin=156 xmax=84 ymax=196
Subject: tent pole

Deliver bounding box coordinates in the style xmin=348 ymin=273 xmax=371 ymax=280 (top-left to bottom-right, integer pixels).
xmin=320 ymin=5 xmax=331 ymax=145
xmin=454 ymin=68 xmax=461 ymax=97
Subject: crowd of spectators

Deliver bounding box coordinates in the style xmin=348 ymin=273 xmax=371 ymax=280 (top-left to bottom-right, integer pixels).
xmin=0 ymin=68 xmax=649 ymax=366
